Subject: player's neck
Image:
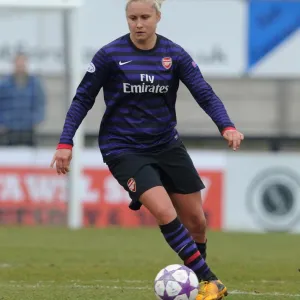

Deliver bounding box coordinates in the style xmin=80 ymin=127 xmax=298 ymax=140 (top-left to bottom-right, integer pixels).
xmin=130 ymin=33 xmax=157 ymax=50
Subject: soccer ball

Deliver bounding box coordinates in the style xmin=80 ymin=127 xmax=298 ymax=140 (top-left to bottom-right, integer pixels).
xmin=154 ymin=264 xmax=199 ymax=300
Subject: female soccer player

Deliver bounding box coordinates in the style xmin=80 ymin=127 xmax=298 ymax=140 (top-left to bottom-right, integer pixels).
xmin=51 ymin=0 xmax=244 ymax=299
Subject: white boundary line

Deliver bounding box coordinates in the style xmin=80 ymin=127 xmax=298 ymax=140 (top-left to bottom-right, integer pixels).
xmin=230 ymin=290 xmax=300 ymax=298
xmin=4 ymin=279 xmax=293 ymax=284
xmin=0 ymin=282 xmax=299 ymax=298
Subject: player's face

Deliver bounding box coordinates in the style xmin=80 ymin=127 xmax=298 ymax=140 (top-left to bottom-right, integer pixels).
xmin=126 ymin=1 xmax=161 ymax=43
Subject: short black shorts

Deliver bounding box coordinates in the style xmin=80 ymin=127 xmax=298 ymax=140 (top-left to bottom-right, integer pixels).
xmin=106 ymin=143 xmax=205 ymax=210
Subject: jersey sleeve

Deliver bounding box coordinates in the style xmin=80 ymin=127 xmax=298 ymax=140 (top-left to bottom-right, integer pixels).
xmin=58 ymin=49 xmax=111 ymax=147
xmin=177 ymin=48 xmax=235 ymax=134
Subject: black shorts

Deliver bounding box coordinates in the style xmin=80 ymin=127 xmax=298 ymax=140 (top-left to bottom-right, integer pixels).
xmin=106 ymin=143 xmax=205 ymax=210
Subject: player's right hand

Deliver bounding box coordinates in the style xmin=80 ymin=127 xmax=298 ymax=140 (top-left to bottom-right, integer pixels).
xmin=50 ymin=149 xmax=72 ymax=175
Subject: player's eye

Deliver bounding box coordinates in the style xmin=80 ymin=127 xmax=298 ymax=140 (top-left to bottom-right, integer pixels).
xmin=129 ymin=16 xmax=137 ymax=21
xmin=141 ymin=15 xmax=150 ymax=20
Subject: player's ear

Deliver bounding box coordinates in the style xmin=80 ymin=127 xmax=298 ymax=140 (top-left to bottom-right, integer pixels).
xmin=156 ymin=11 xmax=161 ymax=23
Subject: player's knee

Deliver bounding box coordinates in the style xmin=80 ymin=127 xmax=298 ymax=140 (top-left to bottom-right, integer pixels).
xmin=139 ymin=186 xmax=177 ymax=225
xmin=185 ymin=213 xmax=207 ymax=234
xmin=154 ymin=205 xmax=177 ymax=225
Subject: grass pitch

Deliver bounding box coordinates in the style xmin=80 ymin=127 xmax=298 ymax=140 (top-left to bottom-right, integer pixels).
xmin=0 ymin=227 xmax=299 ymax=299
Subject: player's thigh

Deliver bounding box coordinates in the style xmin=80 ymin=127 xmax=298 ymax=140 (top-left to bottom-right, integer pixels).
xmin=158 ymin=143 xmax=205 ymax=195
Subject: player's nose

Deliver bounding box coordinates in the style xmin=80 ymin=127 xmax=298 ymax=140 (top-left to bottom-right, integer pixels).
xmin=136 ymin=22 xmax=143 ymax=29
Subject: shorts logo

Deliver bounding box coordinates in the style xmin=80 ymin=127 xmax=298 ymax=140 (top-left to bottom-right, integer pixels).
xmin=162 ymin=57 xmax=172 ymax=70
xmin=127 ymin=178 xmax=136 ymax=192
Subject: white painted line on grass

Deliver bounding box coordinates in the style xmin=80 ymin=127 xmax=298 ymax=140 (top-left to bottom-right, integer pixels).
xmin=230 ymin=290 xmax=300 ymax=298
xmin=0 ymin=283 xmax=300 ymax=297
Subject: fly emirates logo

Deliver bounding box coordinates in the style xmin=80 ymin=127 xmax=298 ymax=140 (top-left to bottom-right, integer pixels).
xmin=123 ymin=74 xmax=169 ymax=94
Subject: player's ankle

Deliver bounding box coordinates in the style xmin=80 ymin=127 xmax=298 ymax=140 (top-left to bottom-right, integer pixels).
xmin=201 ymin=270 xmax=218 ymax=281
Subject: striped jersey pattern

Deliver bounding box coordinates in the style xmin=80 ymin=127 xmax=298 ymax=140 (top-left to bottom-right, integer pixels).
xmin=59 ymin=34 xmax=234 ymax=160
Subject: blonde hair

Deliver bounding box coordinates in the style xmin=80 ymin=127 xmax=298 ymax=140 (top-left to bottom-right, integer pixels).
xmin=126 ymin=0 xmax=166 ymax=13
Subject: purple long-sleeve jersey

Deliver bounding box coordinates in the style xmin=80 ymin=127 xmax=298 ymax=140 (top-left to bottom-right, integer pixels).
xmin=59 ymin=34 xmax=235 ymax=161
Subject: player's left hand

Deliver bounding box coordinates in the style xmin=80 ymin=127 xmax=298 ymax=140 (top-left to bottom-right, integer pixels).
xmin=222 ymin=129 xmax=244 ymax=151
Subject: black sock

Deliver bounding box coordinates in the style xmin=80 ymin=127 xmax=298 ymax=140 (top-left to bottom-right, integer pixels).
xmin=159 ymin=218 xmax=217 ymax=281
xmin=196 ymin=240 xmax=207 ymax=260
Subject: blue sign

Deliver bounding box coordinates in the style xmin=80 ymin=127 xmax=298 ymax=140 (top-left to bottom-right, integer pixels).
xmin=248 ymin=0 xmax=300 ymax=70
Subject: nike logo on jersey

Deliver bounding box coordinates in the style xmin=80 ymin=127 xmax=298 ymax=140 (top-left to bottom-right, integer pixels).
xmin=119 ymin=60 xmax=132 ymax=66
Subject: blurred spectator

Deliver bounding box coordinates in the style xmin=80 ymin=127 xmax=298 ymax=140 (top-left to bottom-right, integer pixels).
xmin=0 ymin=53 xmax=46 ymax=146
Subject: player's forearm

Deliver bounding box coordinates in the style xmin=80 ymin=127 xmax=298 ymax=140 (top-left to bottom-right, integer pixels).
xmin=58 ymin=99 xmax=89 ymax=147
xmin=196 ymin=92 xmax=235 ymax=134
